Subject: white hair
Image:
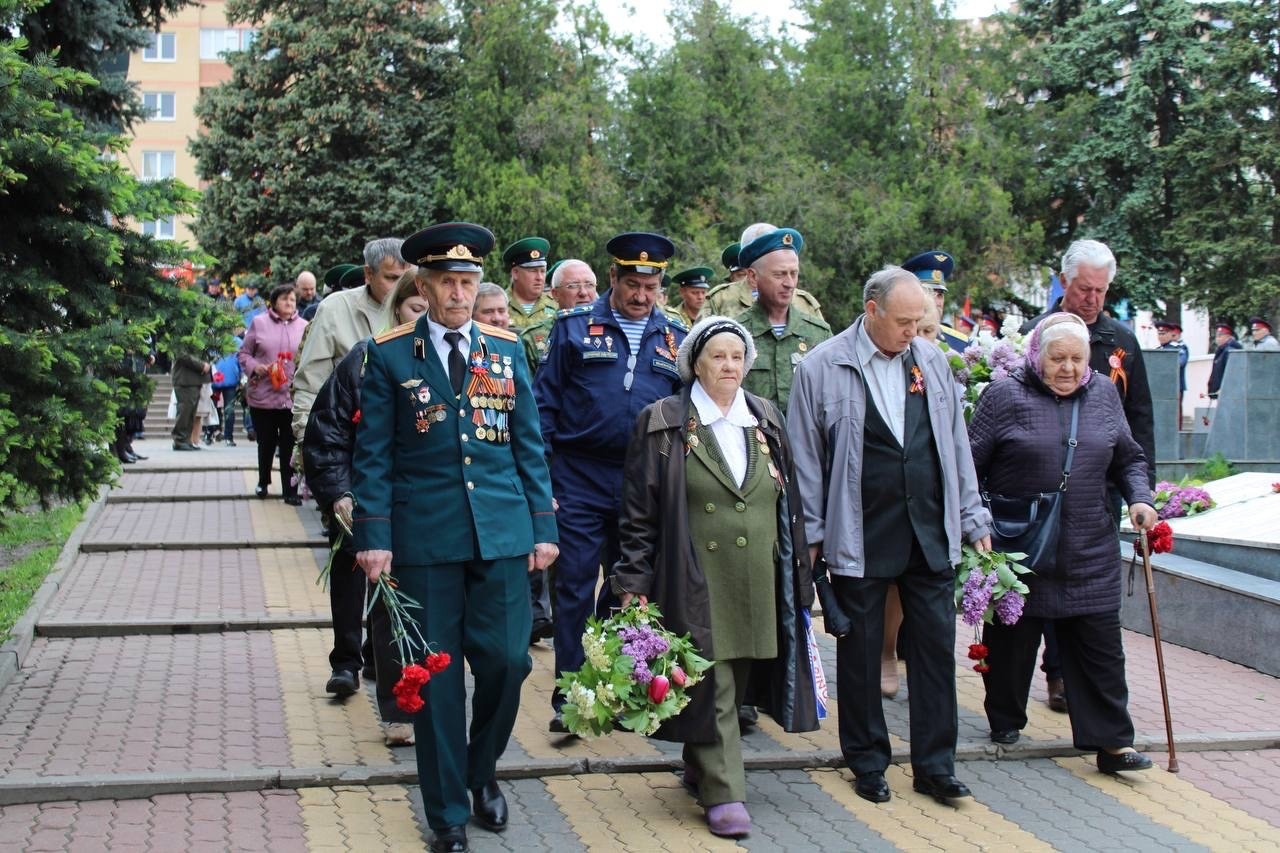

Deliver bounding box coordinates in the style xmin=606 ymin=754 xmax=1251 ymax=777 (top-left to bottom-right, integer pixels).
xmin=1061 ymin=239 xmax=1116 ymax=285
xmin=1037 ymin=312 xmax=1091 ymax=356
xmin=739 ymin=222 xmax=777 ymax=251
xmin=676 ymin=315 xmax=757 ymax=385
xmin=551 ymin=259 xmax=594 ymax=289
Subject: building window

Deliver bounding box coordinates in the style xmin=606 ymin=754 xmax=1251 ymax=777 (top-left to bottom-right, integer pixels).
xmin=142 ymin=217 xmax=176 ymax=240
xmin=142 ymin=91 xmax=176 ymax=121
xmin=142 ymin=32 xmax=176 ymax=62
xmin=200 ymin=28 xmax=255 ymax=59
xmin=142 ymin=151 xmax=176 ymax=181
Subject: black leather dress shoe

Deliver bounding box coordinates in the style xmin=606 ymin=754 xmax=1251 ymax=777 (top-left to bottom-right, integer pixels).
xmin=854 ymin=772 xmax=891 ymax=803
xmin=429 ymin=825 xmax=467 ymax=852
xmin=737 ymin=704 xmax=758 ymax=730
xmin=548 ymin=711 xmax=572 ymax=734
xmin=913 ymin=774 xmax=973 ymax=802
xmin=529 ymin=617 xmax=553 ymax=645
xmin=325 ymin=669 xmax=357 ymax=697
xmin=470 ymin=780 xmax=508 ymax=832
xmin=1097 ymin=750 xmax=1153 ymax=774
xmin=990 ymin=729 xmax=1020 ymax=744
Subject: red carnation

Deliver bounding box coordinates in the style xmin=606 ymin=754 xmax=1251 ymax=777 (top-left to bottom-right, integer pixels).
xmin=973 ymin=663 xmax=990 ymax=674
xmin=425 ymin=651 xmax=451 ymax=674
xmin=398 ymin=664 xmax=431 ymax=689
xmin=967 ymin=643 xmax=989 ymax=661
xmin=395 ymin=692 xmax=424 ymax=714
xmin=1272 ymin=482 xmax=1280 ymax=494
xmin=1138 ymin=521 xmax=1175 ymax=555
xmin=352 ymin=409 xmax=362 ymax=424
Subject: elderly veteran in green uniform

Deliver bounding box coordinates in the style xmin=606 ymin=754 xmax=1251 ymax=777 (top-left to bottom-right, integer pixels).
xmin=902 ymin=251 xmax=969 ymax=352
xmin=353 ymin=223 xmax=558 ymax=853
xmin=673 ymin=266 xmax=712 ymax=327
xmin=612 ymin=315 xmax=819 ymax=839
xmin=520 ymin=258 xmax=599 ymax=376
xmin=503 ymin=236 xmax=557 ymax=331
xmin=703 ymin=225 xmax=826 ymax=321
xmin=734 ymin=228 xmax=833 ymax=412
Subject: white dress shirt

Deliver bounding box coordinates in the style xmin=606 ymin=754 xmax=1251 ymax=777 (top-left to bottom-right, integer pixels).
xmin=427 ymin=318 xmax=473 ymax=391
xmin=855 ymin=323 xmax=908 ymax=445
xmin=691 ymin=380 xmax=757 ymax=487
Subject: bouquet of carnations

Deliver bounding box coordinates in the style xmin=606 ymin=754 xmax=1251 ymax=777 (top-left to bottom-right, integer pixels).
xmin=555 ymin=603 xmax=712 ymax=737
xmin=268 ymin=350 xmax=294 ymax=389
xmin=955 ymin=545 xmax=1031 ymax=672
xmin=1153 ymin=481 xmax=1215 ymax=519
xmin=946 ymin=317 xmax=1028 ymax=420
xmin=368 ymin=574 xmax=452 ymax=714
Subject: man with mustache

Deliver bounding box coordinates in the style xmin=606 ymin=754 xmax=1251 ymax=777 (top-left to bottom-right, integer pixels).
xmin=533 ymin=232 xmax=688 ymax=734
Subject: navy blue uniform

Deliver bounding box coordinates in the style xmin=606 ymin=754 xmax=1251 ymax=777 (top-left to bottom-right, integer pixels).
xmin=533 ymin=293 xmax=686 ymax=709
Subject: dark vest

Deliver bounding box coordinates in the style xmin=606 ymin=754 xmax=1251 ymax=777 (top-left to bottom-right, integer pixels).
xmin=859 ymin=353 xmax=950 ymax=577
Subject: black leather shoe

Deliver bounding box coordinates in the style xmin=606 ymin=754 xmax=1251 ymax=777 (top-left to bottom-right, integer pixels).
xmin=129 ymin=450 xmax=148 ymax=461
xmin=470 ymin=780 xmax=508 ymax=832
xmin=283 ymin=495 xmax=303 ymax=506
xmin=854 ymin=772 xmax=891 ymax=803
xmin=737 ymin=704 xmax=758 ymax=730
xmin=255 ymin=485 xmax=268 ymax=499
xmin=429 ymin=826 xmax=467 ymax=852
xmin=548 ymin=711 xmax=573 ymax=734
xmin=1097 ymin=750 xmax=1153 ymax=774
xmin=990 ymin=729 xmax=1020 ymax=744
xmin=325 ymin=669 xmax=358 ymax=697
xmin=912 ymin=774 xmax=973 ymax=802
xmin=529 ymin=617 xmax=553 ymax=645
xmin=173 ymin=441 xmax=198 ymax=451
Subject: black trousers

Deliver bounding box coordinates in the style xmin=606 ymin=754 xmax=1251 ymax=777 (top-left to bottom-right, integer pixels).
xmin=982 ymin=610 xmax=1135 ymax=751
xmin=328 ymin=535 xmax=365 ymax=677
xmin=832 ymin=547 xmax=958 ymax=777
xmin=249 ymin=407 xmax=295 ymax=497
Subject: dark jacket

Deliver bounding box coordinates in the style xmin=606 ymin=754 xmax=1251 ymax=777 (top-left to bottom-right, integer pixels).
xmin=303 ymin=340 xmax=367 ymax=510
xmin=1207 ymin=337 xmax=1242 ymax=398
xmin=171 ymin=352 xmax=208 ymax=387
xmin=968 ymin=367 xmax=1153 ymax=618
xmin=1023 ymin=304 xmax=1154 ymax=486
xmin=613 ymin=389 xmax=819 ymax=743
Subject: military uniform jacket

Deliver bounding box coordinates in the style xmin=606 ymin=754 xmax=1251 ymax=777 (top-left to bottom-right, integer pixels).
xmin=533 ymin=294 xmax=687 ymax=461
xmin=702 ymin=280 xmax=825 ymax=322
xmin=352 ymin=316 xmax=557 ymax=563
xmin=520 ymin=314 xmax=557 ymax=376
xmin=506 ymin=290 xmax=558 ymax=331
xmin=736 ymin=303 xmax=832 ymax=412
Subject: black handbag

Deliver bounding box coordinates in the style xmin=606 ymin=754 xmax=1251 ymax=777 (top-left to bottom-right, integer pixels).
xmin=981 ymin=398 xmax=1079 ymax=571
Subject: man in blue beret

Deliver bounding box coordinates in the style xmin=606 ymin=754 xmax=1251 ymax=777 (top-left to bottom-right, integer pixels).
xmin=353 ymin=222 xmax=558 ymax=853
xmin=902 ymin=251 xmax=969 ymax=352
xmin=703 ymin=226 xmax=827 ymax=321
xmin=503 ymin=236 xmax=557 ymax=331
xmin=533 ymin=231 xmax=688 ymax=733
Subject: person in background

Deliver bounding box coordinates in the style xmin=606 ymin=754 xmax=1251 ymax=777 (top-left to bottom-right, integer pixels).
xmin=504 ymin=236 xmax=557 ymax=331
xmin=304 ymin=267 xmax=425 ymax=745
xmin=211 ymin=339 xmax=243 ymax=446
xmin=1249 ymin=316 xmax=1279 ymax=351
xmin=612 ymin=316 xmax=818 ymax=839
xmin=969 ymin=313 xmax=1156 ymax=774
xmin=239 ymin=284 xmax=307 ymax=504
xmin=902 ymin=251 xmax=967 ymax=351
xmin=472 ymin=282 xmax=511 ymax=329
xmin=1154 ymin=320 xmax=1188 ymax=412
xmin=702 ymin=230 xmax=825 ymax=321
xmin=1207 ymin=322 xmax=1243 ymax=399
xmin=170 ymin=344 xmax=211 ymax=452
xmin=673 ymin=267 xmax=712 ymax=328
xmin=521 ymin=259 xmax=598 ymax=377
xmin=295 ymin=270 xmax=320 ymax=315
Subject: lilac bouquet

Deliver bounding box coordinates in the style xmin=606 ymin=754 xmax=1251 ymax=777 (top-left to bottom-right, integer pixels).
xmin=946 ymin=316 xmax=1029 ymax=420
xmin=955 ymin=546 xmax=1031 ymax=671
xmin=555 ymin=602 xmax=712 ymax=737
xmin=1153 ymin=481 xmax=1215 ymax=519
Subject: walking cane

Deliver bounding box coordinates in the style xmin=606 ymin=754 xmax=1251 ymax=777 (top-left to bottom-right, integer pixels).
xmin=1138 ymin=518 xmax=1179 ymax=772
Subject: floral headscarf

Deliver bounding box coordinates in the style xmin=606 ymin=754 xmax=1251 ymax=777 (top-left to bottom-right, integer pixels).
xmin=1025 ymin=312 xmax=1093 ymax=390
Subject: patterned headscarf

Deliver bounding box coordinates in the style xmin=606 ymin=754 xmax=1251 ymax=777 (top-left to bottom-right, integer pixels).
xmin=1026 ymin=312 xmax=1093 ymax=390
xmin=676 ymin=315 xmax=757 ymax=385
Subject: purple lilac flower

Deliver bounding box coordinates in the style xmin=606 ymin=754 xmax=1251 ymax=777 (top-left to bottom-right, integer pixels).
xmin=960 ymin=569 xmax=997 ymax=627
xmin=990 ymin=342 xmax=1019 ymax=370
xmin=631 ymin=659 xmax=653 ymax=685
xmin=1181 ymin=487 xmax=1214 ymax=513
xmin=994 ymin=590 xmax=1025 ymax=625
xmin=619 ymin=625 xmax=670 ymax=683
xmin=961 ymin=345 xmax=984 ymax=366
xmin=1155 ymin=481 xmax=1178 ymax=494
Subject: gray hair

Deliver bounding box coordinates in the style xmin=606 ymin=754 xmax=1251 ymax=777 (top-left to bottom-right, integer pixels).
xmin=552 ymin=259 xmax=594 ymax=289
xmin=739 ymin=222 xmax=776 ymax=253
xmin=863 ymin=265 xmax=920 ymax=310
xmin=364 ymin=237 xmax=404 ymax=270
xmin=677 ymin=315 xmax=757 ymax=385
xmin=1061 ymin=239 xmax=1116 ymax=285
xmin=476 ymin=281 xmax=506 ymax=302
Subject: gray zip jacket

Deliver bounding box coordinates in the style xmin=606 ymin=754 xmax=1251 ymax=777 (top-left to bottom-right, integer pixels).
xmin=786 ymin=316 xmax=991 ymax=578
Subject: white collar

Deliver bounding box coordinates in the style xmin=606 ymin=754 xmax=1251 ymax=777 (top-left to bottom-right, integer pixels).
xmin=691 ymin=381 xmax=756 ymax=429
xmin=427 ymin=318 xmax=473 ymax=348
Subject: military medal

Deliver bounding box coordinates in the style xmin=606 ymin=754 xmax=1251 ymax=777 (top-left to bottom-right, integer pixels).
xmin=605 ymin=335 xmax=613 ymax=352
xmin=798 ymin=341 xmax=808 ymax=352
xmin=416 ymin=414 xmax=431 ymax=433
xmin=589 ymin=323 xmax=604 ymax=337
xmin=417 ymin=387 xmax=430 ymax=404
xmin=688 ymin=434 xmax=700 ymax=448
xmin=400 ymin=378 xmax=423 ymax=388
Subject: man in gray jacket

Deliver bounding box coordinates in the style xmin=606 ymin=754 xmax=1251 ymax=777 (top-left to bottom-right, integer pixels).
xmin=787 ymin=265 xmax=991 ymax=806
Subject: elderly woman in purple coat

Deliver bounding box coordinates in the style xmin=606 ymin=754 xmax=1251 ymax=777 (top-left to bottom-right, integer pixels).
xmin=968 ymin=313 xmax=1157 ymax=774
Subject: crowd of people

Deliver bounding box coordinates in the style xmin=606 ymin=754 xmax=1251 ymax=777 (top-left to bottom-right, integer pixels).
xmin=154 ymin=224 xmax=1275 ymax=852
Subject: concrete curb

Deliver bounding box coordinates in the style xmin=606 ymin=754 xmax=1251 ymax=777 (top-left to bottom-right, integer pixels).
xmin=79 ymin=540 xmax=328 ymax=553
xmin=127 ymin=465 xmax=258 ymax=473
xmin=105 ymin=494 xmax=265 ymax=504
xmin=0 ymin=487 xmax=109 ymax=695
xmin=1 ymin=731 xmax=1276 ymax=806
xmin=37 ymin=616 xmax=332 ymax=638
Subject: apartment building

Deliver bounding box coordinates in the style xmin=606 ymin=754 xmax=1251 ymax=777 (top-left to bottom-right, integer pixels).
xmin=124 ymin=1 xmax=256 ymax=246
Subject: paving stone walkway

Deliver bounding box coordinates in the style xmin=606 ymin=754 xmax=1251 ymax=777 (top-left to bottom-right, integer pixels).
xmin=0 ymin=439 xmax=1278 ymax=851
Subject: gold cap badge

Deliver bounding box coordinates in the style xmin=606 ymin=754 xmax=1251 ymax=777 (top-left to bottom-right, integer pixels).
xmin=530 ymin=249 xmax=541 ymax=259
xmin=782 ymin=233 xmax=794 ymax=246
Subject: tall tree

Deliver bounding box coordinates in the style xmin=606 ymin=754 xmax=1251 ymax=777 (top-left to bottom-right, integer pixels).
xmin=192 ymin=0 xmax=456 ymax=278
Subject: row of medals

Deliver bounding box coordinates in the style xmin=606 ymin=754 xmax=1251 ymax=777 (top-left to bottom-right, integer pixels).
xmin=686 ymin=418 xmax=785 ymax=486
xmin=469 ymin=352 xmax=516 ymax=443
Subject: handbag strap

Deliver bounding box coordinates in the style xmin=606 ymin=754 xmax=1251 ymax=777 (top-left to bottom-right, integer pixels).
xmin=1058 ymin=398 xmax=1081 ymax=491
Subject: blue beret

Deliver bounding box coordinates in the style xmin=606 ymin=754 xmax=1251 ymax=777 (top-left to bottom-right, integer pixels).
xmin=738 ymin=228 xmax=803 ymax=270
xmin=607 ymin=232 xmax=675 ymax=275
xmin=402 ymin=222 xmax=495 ymax=272
xmin=902 ymin=250 xmax=954 ymax=291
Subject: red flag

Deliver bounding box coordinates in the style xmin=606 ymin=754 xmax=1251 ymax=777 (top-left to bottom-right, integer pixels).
xmin=961 ymin=296 xmax=971 ymax=318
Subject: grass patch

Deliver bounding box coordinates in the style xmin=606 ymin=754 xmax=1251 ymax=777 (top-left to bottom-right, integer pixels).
xmin=0 ymin=502 xmax=85 ymax=642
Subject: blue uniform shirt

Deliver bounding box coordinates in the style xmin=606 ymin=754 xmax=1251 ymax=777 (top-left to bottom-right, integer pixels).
xmin=534 ymin=293 xmax=687 ymax=461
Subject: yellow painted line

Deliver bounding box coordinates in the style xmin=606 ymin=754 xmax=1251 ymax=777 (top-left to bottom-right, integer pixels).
xmin=250 ymin=497 xmax=310 ymax=542
xmin=545 ymin=772 xmax=745 ymax=852
xmin=509 ymin=643 xmax=663 ymax=761
xmin=808 ymin=766 xmax=1056 ymax=852
xmin=260 ymin=547 xmax=328 ymax=615
xmin=274 ymin=628 xmax=391 ymax=767
xmin=298 ymin=785 xmax=423 ymax=851
xmin=954 ymin=664 xmax=1070 ymax=743
xmin=1056 ymin=756 xmax=1280 ymax=850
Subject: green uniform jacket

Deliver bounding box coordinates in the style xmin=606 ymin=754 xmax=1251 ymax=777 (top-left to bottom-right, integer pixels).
xmin=506 ymin=290 xmax=558 ymax=331
xmin=737 ymin=303 xmax=833 ymax=412
xmin=520 ymin=314 xmax=556 ymax=376
xmin=352 ymin=316 xmax=557 ymax=563
xmin=701 ymin=280 xmax=825 ymax=322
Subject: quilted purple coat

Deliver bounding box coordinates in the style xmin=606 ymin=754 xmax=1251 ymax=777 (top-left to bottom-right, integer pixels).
xmin=968 ymin=367 xmax=1153 ymax=618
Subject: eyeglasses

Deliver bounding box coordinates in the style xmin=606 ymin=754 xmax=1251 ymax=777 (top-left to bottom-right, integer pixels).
xmin=558 ymin=281 xmax=596 ymax=292
xmin=623 ymin=355 xmax=637 ymax=391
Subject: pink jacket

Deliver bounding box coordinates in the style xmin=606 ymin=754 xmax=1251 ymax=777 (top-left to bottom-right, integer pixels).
xmin=238 ymin=309 xmax=307 ymax=409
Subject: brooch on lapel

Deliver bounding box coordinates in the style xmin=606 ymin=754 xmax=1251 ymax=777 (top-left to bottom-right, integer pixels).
xmin=909 ymin=365 xmax=925 ymax=395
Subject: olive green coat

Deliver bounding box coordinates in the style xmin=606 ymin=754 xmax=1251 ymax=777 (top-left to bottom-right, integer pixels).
xmin=736 ymin=302 xmax=833 ymax=412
